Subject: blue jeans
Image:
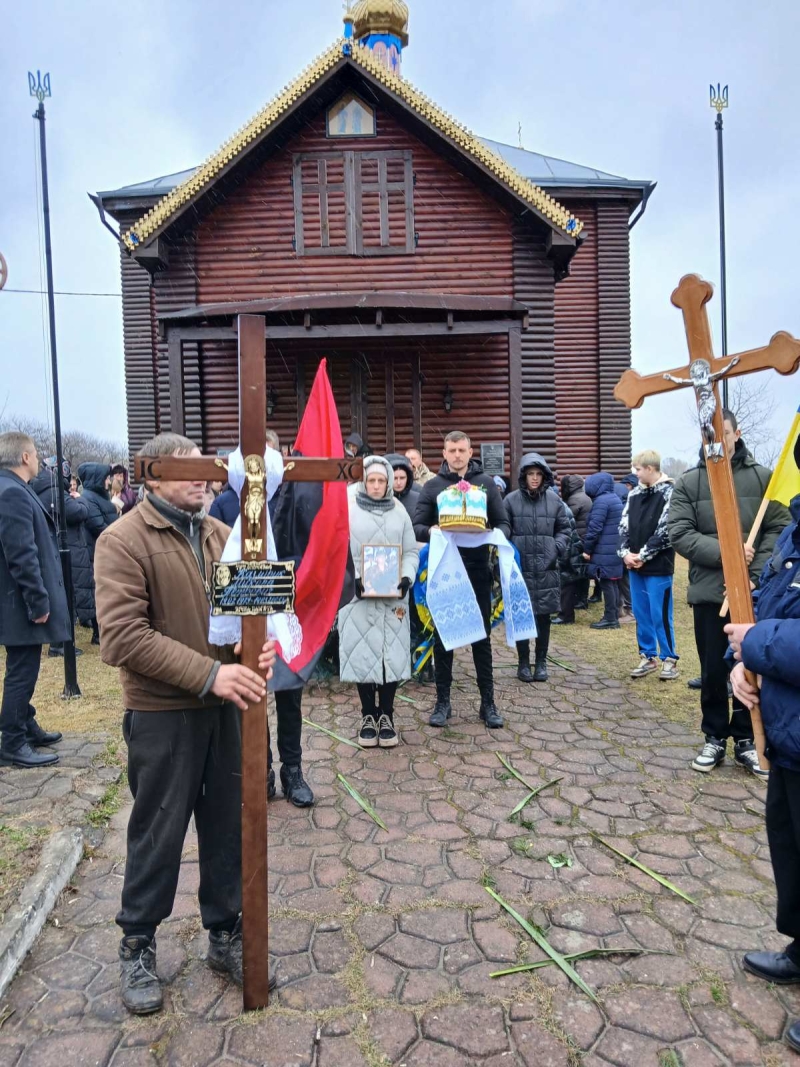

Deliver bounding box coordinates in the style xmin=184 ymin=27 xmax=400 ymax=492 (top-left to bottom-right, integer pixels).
xmin=629 ymin=571 xmax=678 ymax=661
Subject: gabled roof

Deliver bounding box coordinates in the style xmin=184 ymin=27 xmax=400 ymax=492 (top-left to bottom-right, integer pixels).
xmin=119 ymin=38 xmax=584 ymax=254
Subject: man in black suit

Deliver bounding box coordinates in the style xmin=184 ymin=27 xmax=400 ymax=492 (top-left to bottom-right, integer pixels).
xmin=0 ymin=432 xmax=69 ymax=767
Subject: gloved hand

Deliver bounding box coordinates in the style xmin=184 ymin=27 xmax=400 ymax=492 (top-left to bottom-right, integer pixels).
xmin=397 ymin=577 xmax=412 ymax=597
xmin=355 ymin=579 xmax=364 ymax=599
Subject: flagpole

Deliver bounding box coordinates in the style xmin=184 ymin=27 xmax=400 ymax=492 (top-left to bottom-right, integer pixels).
xmin=710 ymin=83 xmax=730 ymax=410
xmin=29 ymin=69 xmax=81 ymax=699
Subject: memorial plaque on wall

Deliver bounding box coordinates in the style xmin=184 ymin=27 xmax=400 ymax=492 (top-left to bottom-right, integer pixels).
xmin=211 ymin=560 xmax=296 ymax=616
xmin=481 ymin=443 xmax=505 ymax=477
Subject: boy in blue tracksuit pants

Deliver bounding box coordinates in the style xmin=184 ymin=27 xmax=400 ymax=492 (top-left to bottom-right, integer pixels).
xmin=618 ymin=451 xmax=679 ymax=681
xmin=725 ymin=435 xmax=800 ymax=1055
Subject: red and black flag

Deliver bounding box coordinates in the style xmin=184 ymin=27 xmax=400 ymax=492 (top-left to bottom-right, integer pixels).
xmin=270 ymin=359 xmax=354 ymax=689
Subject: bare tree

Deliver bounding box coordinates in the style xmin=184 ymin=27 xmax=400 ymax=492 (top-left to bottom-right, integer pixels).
xmin=0 ymin=414 xmax=127 ymax=469
xmin=727 ymin=375 xmax=782 ymax=467
xmin=662 ymin=456 xmax=689 ymax=479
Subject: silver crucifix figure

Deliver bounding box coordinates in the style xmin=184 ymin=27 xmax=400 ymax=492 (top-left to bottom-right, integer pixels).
xmin=663 ymin=356 xmax=740 ymax=459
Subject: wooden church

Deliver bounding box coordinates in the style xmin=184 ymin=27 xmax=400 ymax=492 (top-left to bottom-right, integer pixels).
xmin=94 ymin=0 xmax=654 ymax=479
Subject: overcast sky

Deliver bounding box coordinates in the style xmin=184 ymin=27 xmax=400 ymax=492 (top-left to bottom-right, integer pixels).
xmin=1 ymin=0 xmax=798 ymax=463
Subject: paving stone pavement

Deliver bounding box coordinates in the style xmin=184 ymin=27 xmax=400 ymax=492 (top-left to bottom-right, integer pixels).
xmin=1 ymin=644 xmax=798 ymax=1067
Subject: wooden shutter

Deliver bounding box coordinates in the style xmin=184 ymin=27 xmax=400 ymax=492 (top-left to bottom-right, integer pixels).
xmin=293 ymin=153 xmax=351 ymax=256
xmin=355 ymin=150 xmax=414 ymax=256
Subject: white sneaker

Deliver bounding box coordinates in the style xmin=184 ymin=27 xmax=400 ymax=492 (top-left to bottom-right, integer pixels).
xmin=659 ymin=658 xmax=679 ymax=681
xmin=734 ymin=740 xmax=769 ymax=780
xmin=631 ymin=655 xmax=659 ymax=678
xmin=692 ymin=738 xmax=726 ymax=773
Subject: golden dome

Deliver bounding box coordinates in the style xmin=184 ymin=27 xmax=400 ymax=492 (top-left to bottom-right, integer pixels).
xmin=351 ymin=0 xmax=409 ymax=47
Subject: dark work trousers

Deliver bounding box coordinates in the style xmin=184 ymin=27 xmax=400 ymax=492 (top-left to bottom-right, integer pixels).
xmin=693 ymin=603 xmax=752 ymax=742
xmin=619 ymin=570 xmax=632 ymax=614
xmin=433 ymin=563 xmax=494 ymax=698
xmin=268 ymin=689 xmax=303 ymax=769
xmin=517 ymin=614 xmax=552 ymax=665
xmin=0 ymin=645 xmax=42 ymax=751
xmin=766 ymin=765 xmax=800 ymax=961
xmin=357 ymin=682 xmax=399 ymax=720
xmin=117 ymin=705 xmax=242 ymax=941
xmin=599 ymin=578 xmax=621 ymax=624
xmin=575 ymin=577 xmax=590 ymax=606
xmin=560 ymin=582 xmax=578 ymax=623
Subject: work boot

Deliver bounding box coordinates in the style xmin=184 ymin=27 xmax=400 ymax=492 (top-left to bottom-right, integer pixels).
xmin=119 ymin=936 xmax=163 ymax=1015
xmin=429 ymin=693 xmax=452 ymax=727
xmin=0 ymin=742 xmax=59 ymax=768
xmin=268 ymin=768 xmax=276 ymax=800
xmin=479 ymin=694 xmax=504 ymax=729
xmin=27 ymin=721 xmax=63 ymax=747
xmin=280 ymin=764 xmax=314 ymax=807
xmin=533 ymin=656 xmax=548 ymax=683
xmin=517 ymin=654 xmax=534 ymax=684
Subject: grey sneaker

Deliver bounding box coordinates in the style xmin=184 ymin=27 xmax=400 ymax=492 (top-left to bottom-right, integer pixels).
xmin=692 ymin=738 xmax=726 ymax=773
xmin=208 ymin=919 xmax=277 ymax=990
xmin=631 ymin=655 xmax=659 ymax=679
xmin=659 ymin=657 xmax=679 ymax=681
xmin=734 ymin=740 xmax=769 ymax=781
xmin=119 ymin=936 xmax=163 ymax=1015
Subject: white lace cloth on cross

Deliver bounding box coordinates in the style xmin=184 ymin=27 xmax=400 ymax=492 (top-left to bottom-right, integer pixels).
xmin=207 ymin=446 xmax=303 ymax=662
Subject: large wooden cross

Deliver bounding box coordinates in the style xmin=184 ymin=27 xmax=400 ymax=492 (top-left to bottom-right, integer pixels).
xmin=615 ymin=274 xmax=800 ymax=770
xmin=134 ymin=315 xmax=362 ymax=1010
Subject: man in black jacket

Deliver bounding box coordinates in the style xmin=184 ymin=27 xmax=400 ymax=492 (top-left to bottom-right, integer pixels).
xmin=0 ymin=432 xmax=68 ymax=767
xmin=413 ymin=431 xmax=510 ymax=729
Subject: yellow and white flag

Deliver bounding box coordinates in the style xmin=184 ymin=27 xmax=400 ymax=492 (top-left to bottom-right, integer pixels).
xmin=765 ymin=404 xmax=800 ymax=507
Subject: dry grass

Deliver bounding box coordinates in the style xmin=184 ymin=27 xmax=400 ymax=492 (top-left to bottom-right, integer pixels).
xmin=0 ymin=627 xmax=123 ymax=737
xmin=551 ymin=556 xmax=701 ymax=729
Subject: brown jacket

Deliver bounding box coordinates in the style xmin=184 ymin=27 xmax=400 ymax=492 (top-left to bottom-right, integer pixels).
xmin=94 ymin=495 xmax=237 ymax=711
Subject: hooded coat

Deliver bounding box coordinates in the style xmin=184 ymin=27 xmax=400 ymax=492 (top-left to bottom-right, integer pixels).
xmin=614 ymin=473 xmax=639 ymax=500
xmin=344 ymin=433 xmax=370 ymax=458
xmin=77 ymin=463 xmax=117 ymax=560
xmin=740 ymin=495 xmax=800 ymax=771
xmin=111 ymin=465 xmax=137 ymax=515
xmin=583 ymin=473 xmax=624 ymax=580
xmin=668 ymin=439 xmax=790 ymax=605
xmin=385 ymin=453 xmax=420 ymax=518
xmin=338 ymin=457 xmax=420 ymax=685
xmin=31 ymin=469 xmax=96 ymax=624
xmin=560 ymin=476 xmax=592 ymax=541
xmin=504 ymin=453 xmax=571 ymax=615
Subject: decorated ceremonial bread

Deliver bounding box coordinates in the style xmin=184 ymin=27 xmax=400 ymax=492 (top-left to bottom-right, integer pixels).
xmin=437 ymin=480 xmax=488 ymax=532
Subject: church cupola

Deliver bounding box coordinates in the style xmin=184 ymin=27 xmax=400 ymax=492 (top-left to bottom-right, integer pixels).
xmin=346 ymin=0 xmax=409 ymax=76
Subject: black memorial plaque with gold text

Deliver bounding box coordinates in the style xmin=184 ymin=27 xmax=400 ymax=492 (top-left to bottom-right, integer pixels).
xmin=211 ymin=560 xmax=296 ymax=616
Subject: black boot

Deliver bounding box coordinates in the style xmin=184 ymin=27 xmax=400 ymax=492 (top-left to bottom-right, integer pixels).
xmin=27 ymin=721 xmax=63 ymax=746
xmin=533 ymin=656 xmax=549 ymax=682
xmin=479 ymin=692 xmax=504 ymax=729
xmin=268 ymin=767 xmax=276 ymax=800
xmin=207 ymin=916 xmax=277 ymax=991
xmin=91 ymin=619 xmax=100 ymax=646
xmin=517 ymin=655 xmax=534 ymax=684
xmin=0 ymin=742 xmax=59 ymax=768
xmin=119 ymin=936 xmax=163 ymax=1015
xmin=429 ymin=691 xmax=452 ymax=727
xmin=280 ymin=764 xmax=314 ymax=808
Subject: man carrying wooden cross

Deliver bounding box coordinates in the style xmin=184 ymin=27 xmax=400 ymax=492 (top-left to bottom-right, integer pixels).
xmin=95 ymin=432 xmax=278 ymax=1015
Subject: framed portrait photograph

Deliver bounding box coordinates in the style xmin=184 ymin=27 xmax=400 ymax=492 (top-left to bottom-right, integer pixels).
xmin=361 ymin=544 xmax=402 ymax=598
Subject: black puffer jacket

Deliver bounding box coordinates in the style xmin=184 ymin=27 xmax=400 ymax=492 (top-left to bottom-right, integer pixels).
xmin=560 ymin=475 xmax=592 ymax=541
xmin=77 ymin=463 xmax=117 ymax=561
xmin=504 ymin=453 xmax=571 ymax=615
xmin=560 ymin=501 xmax=588 ymax=586
xmin=31 ymin=470 xmax=96 ymax=623
xmin=386 ymin=453 xmax=420 ymax=518
xmin=414 ymin=459 xmax=510 ymax=571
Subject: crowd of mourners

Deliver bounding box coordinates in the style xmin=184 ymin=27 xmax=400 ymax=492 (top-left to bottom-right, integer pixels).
xmin=2 ymin=416 xmax=800 ymax=1053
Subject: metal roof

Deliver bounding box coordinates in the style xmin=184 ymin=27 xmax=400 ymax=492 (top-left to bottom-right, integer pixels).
xmin=97 ymin=140 xmax=651 ymax=204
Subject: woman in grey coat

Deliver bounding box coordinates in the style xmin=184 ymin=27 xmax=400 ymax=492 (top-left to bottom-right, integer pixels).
xmin=338 ymin=457 xmax=419 ymax=748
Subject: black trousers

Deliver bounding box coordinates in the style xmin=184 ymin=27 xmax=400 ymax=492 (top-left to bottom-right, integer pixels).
xmin=433 ymin=564 xmax=494 ymax=698
xmin=0 ymin=644 xmax=42 ymax=751
xmin=269 ymin=689 xmax=303 ymax=769
xmin=117 ymin=705 xmax=242 ymax=941
xmin=357 ymin=682 xmax=398 ymax=719
xmin=517 ymin=614 xmax=552 ymax=665
xmin=620 ymin=570 xmax=632 ymax=613
xmin=766 ymin=765 xmax=800 ymax=958
xmin=600 ymin=578 xmax=621 ymax=624
xmin=693 ymin=603 xmax=752 ymax=742
xmin=560 ymin=583 xmax=578 ymax=623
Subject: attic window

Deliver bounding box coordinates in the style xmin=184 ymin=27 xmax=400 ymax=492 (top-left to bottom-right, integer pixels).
xmin=327 ymin=93 xmax=376 ymax=138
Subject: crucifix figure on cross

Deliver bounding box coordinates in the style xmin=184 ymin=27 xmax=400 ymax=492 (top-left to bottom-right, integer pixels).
xmin=615 ymin=274 xmax=800 ymax=773
xmin=133 ymin=315 xmax=361 ymax=1011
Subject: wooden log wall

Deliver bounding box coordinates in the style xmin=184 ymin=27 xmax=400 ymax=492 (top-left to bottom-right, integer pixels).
xmin=513 ymin=224 xmax=556 ymax=468
xmin=596 ymin=201 xmax=633 ymax=474
xmin=117 ymin=212 xmax=158 ymax=461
